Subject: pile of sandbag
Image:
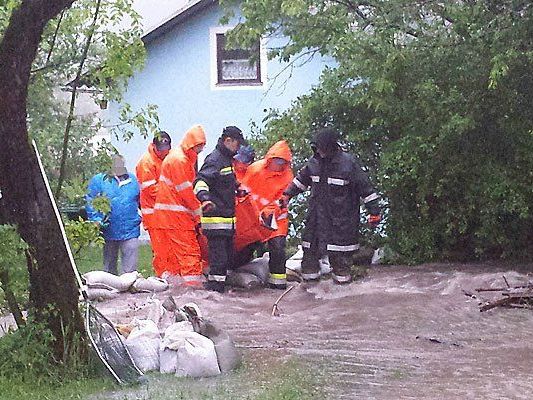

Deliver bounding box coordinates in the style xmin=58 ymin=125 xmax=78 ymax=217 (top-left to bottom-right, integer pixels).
xmin=117 ymin=302 xmax=241 ymax=378
xmin=83 ymin=271 xmax=169 ymax=300
xmin=226 ymin=252 xmax=269 ymax=289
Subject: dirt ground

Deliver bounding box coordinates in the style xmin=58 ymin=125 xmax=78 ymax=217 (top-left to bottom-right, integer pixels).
xmin=93 ymin=262 xmax=533 ymax=400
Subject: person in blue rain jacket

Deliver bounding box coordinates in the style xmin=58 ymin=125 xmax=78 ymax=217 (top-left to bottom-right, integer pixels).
xmin=86 ymin=154 xmax=141 ymax=274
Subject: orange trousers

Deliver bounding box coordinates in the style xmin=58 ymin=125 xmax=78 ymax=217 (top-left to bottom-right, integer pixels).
xmin=150 ymin=228 xmax=202 ymax=278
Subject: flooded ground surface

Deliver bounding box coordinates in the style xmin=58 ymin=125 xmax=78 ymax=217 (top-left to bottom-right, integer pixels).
xmin=91 ymin=262 xmax=533 ymax=399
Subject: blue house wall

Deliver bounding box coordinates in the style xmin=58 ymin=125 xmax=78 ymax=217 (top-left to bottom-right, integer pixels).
xmin=110 ymin=2 xmax=331 ymax=169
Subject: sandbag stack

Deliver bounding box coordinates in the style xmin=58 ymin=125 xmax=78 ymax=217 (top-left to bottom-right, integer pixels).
xmin=115 ymin=301 xmax=241 ymax=378
xmin=82 ymin=271 xmax=169 ymax=300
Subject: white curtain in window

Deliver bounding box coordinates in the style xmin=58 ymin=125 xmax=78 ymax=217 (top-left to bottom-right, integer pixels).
xmin=221 ymin=59 xmax=257 ymax=80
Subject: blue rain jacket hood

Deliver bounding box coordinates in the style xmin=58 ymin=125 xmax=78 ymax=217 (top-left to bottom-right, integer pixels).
xmin=86 ymin=172 xmax=141 ymax=241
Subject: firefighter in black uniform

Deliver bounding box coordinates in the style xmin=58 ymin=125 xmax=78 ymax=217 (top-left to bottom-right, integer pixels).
xmin=282 ymin=127 xmax=381 ymax=284
xmin=194 ymin=126 xmax=245 ymax=293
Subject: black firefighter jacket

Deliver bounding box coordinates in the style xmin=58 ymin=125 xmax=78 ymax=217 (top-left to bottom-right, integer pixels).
xmin=285 ymin=149 xmax=380 ymax=254
xmin=194 ymin=139 xmax=237 ymax=237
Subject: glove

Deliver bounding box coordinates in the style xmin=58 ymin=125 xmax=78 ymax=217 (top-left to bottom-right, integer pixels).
xmin=368 ymin=214 xmax=381 ymax=228
xmin=201 ymin=200 xmax=216 ymax=213
xmin=278 ymin=194 xmax=291 ymax=209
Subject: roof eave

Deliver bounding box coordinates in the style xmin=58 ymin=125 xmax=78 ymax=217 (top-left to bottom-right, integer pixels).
xmin=142 ymin=0 xmax=218 ymax=45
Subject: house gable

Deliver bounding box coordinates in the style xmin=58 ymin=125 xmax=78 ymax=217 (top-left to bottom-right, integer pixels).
xmin=112 ymin=0 xmax=332 ymax=170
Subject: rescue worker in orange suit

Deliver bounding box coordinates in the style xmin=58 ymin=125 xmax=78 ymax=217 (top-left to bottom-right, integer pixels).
xmin=282 ymin=128 xmax=381 ymax=285
xmin=239 ymin=140 xmax=294 ymax=289
xmin=135 ymin=131 xmax=171 ymax=271
xmin=194 ymin=126 xmax=245 ymax=293
xmin=233 ymin=143 xmax=271 ymax=262
xmin=152 ymin=125 xmax=206 ymax=284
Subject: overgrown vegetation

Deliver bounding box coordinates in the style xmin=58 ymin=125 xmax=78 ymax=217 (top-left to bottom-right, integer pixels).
xmin=0 ymin=225 xmax=28 ymax=324
xmin=225 ymin=0 xmax=533 ymax=263
xmin=0 ymin=239 xmax=153 ymax=397
xmin=1 ymin=0 xmax=160 ymax=200
xmin=88 ymin=355 xmax=321 ymax=400
xmin=0 ymin=319 xmax=113 ymax=399
xmin=0 ymin=0 xmax=163 ymax=362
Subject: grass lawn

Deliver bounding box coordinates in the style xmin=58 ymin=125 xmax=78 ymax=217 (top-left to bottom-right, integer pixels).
xmin=0 ymin=376 xmax=115 ymax=400
xmin=0 ymin=354 xmax=320 ymax=400
xmin=1 ymin=243 xmax=324 ymax=399
xmin=75 ymin=242 xmax=155 ymax=277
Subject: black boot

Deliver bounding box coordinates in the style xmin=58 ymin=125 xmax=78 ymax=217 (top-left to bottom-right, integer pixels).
xmin=268 ymin=282 xmax=287 ymax=290
xmin=204 ymin=280 xmax=225 ymax=293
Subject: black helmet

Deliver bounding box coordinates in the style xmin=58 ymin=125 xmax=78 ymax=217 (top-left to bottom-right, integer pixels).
xmin=222 ymin=126 xmax=246 ymax=145
xmin=312 ymin=127 xmax=340 ymax=156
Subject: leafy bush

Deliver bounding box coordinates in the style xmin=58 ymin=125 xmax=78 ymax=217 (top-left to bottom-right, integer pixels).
xmin=230 ymin=0 xmax=533 ymax=263
xmin=0 ymin=225 xmax=29 ymax=315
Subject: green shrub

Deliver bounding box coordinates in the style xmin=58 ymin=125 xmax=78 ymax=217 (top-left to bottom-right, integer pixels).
xmin=0 ymin=225 xmax=29 ymax=315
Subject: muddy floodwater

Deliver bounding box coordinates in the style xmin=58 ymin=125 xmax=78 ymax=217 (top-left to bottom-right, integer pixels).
xmin=93 ymin=262 xmax=533 ymax=399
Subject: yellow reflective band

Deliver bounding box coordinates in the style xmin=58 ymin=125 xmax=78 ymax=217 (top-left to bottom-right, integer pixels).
xmin=194 ymin=180 xmax=209 ymax=194
xmin=270 ymin=273 xmax=286 ymax=280
xmin=220 ymin=166 xmax=233 ymax=175
xmin=201 ymin=216 xmax=236 ymax=224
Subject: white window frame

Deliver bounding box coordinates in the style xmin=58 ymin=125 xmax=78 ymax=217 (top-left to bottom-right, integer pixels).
xmin=209 ymin=26 xmax=267 ymax=91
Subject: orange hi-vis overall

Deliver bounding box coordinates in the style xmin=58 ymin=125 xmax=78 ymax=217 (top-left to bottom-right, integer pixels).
xmin=152 ymin=125 xmax=206 ymax=281
xmin=136 ymin=143 xmax=165 ymax=270
xmin=136 ymin=143 xmax=164 ymax=232
xmin=236 ymin=140 xmax=294 ymax=250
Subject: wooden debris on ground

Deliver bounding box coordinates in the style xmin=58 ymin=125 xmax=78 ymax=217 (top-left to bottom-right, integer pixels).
xmin=271 ymin=285 xmax=295 ymax=317
xmin=476 ymin=275 xmax=533 ymax=312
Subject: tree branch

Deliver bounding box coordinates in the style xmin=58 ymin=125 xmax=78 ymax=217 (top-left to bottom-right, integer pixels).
xmin=55 ymin=0 xmax=102 ymax=199
xmin=45 ymin=9 xmax=66 ymax=65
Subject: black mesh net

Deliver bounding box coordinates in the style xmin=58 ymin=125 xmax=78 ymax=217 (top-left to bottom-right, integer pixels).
xmin=85 ymin=304 xmax=143 ymax=384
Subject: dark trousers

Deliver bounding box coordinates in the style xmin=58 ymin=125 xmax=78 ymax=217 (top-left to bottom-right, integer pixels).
xmin=233 ymin=237 xmax=285 ymax=275
xmin=268 ymin=236 xmax=286 ymax=275
xmin=207 ymin=234 xmax=234 ymax=281
xmin=302 ymin=241 xmax=353 ymax=281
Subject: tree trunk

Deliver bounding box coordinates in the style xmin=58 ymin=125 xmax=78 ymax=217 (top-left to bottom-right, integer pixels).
xmin=0 ymin=0 xmax=82 ymax=359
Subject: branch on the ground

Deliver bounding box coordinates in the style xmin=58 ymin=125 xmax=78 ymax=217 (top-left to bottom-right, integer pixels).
xmin=271 ymin=285 xmax=295 ymax=317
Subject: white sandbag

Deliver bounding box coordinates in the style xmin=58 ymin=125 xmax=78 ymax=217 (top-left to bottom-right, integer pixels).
xmin=162 ymin=321 xmax=195 ymax=346
xmin=86 ymin=287 xmax=120 ymax=301
xmin=125 ymin=319 xmax=160 ymax=372
xmin=236 ymin=253 xmax=269 ymax=283
xmin=226 ymin=271 xmax=262 ymax=289
xmin=285 ymin=245 xmax=303 ymax=272
xmin=175 ymin=332 xmax=220 ymax=378
xmin=180 ymin=302 xmax=202 ymax=319
xmin=371 ymin=247 xmax=384 ymax=265
xmin=159 ymin=321 xmax=195 ymax=374
xmin=319 ymin=255 xmax=332 ymax=275
xmin=132 ymin=276 xmax=169 ymax=292
xmin=285 ymin=246 xmax=331 ymax=275
xmin=159 ymin=323 xmax=220 ymax=377
xmin=196 ymin=319 xmax=241 ymax=373
xmin=140 ymin=298 xmax=165 ymax=325
xmin=212 ymin=332 xmax=241 ymax=373
xmin=159 ymin=347 xmax=178 ymax=374
xmin=83 ymin=270 xmax=140 ymax=292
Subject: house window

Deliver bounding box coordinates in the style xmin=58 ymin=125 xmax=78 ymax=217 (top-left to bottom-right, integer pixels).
xmin=215 ymin=33 xmax=261 ymax=85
